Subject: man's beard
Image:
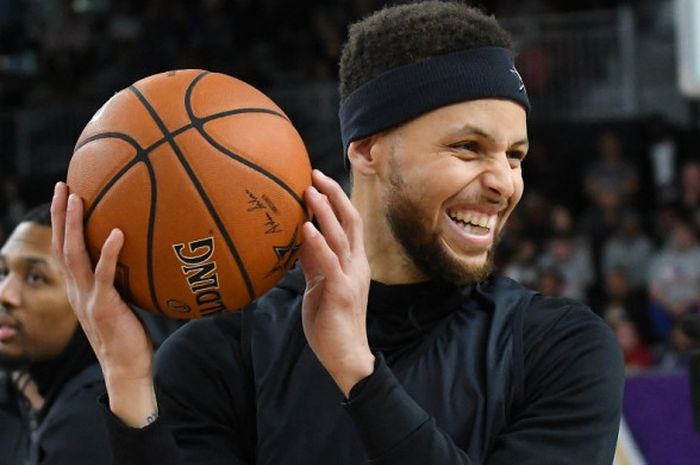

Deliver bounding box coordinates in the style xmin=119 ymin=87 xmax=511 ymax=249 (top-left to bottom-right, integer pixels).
xmin=385 ymin=170 xmax=496 ymax=286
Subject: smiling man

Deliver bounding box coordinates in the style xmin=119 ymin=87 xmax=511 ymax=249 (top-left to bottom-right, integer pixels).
xmin=51 ymin=2 xmax=624 ymax=464
xmin=0 ymin=204 xmax=111 ymax=465
xmin=353 ymin=100 xmax=527 ymax=286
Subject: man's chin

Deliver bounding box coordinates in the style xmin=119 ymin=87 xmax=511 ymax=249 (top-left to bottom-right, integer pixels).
xmin=440 ymin=243 xmax=493 ymax=282
xmin=452 ymin=249 xmax=490 ymax=267
xmin=452 ymin=261 xmax=493 ymax=285
xmin=423 ymin=245 xmax=493 ymax=286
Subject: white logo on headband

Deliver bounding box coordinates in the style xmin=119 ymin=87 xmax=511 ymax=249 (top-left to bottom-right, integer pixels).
xmin=509 ymin=67 xmax=525 ymax=92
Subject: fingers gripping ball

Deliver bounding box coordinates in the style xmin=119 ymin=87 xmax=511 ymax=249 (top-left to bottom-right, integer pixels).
xmin=67 ymin=70 xmax=312 ymax=319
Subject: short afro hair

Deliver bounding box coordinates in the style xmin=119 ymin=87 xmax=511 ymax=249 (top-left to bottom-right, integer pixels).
xmin=339 ymin=1 xmax=514 ymax=102
xmin=19 ymin=203 xmax=51 ymax=228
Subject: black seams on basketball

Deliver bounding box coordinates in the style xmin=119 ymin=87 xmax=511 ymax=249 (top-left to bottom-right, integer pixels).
xmin=67 ymin=70 xmax=312 ymax=319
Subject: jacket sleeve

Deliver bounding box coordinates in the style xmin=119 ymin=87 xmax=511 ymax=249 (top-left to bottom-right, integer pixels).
xmin=343 ymin=354 xmax=476 ymax=464
xmin=344 ymin=300 xmax=624 ymax=465
xmin=487 ymin=301 xmax=624 ymax=465
xmin=99 ymin=313 xmax=256 ymax=465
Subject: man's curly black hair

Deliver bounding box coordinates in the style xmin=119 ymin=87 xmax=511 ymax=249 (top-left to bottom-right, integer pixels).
xmin=338 ymin=1 xmax=514 ymax=102
xmin=19 ymin=202 xmax=51 ymax=228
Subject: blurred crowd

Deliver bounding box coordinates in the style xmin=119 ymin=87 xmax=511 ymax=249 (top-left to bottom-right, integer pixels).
xmin=498 ymin=124 xmax=700 ymax=373
xmin=0 ymin=0 xmax=652 ymax=108
xmin=0 ymin=0 xmax=380 ymax=107
xmin=1 ymin=0 xmax=699 ymax=375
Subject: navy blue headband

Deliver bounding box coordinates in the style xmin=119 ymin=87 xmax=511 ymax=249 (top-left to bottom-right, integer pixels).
xmin=339 ymin=46 xmax=530 ymax=164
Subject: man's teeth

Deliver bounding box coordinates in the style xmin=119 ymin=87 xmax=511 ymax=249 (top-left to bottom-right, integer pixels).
xmin=449 ymin=211 xmax=497 ymax=229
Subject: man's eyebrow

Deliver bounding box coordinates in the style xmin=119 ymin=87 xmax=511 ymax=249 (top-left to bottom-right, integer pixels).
xmin=25 ymin=257 xmax=49 ymax=266
xmin=449 ymin=124 xmax=529 ymax=148
xmin=0 ymin=255 xmax=50 ymax=266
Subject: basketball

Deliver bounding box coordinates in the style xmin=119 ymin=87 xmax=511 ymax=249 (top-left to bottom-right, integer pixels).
xmin=66 ymin=70 xmax=312 ymax=319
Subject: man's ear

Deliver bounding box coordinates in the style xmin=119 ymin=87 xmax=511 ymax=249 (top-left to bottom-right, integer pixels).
xmin=347 ymin=135 xmax=382 ymax=176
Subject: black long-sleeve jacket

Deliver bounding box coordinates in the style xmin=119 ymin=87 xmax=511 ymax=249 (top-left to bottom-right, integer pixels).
xmin=103 ymin=270 xmax=624 ymax=464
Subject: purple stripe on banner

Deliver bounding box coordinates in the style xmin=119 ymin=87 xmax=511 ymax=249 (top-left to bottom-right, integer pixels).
xmin=623 ymin=370 xmax=700 ymax=465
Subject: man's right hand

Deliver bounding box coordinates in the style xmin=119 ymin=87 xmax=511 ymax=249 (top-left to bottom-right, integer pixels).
xmin=51 ymin=182 xmax=158 ymax=428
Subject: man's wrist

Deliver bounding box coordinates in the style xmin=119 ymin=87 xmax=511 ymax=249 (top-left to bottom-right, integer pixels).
xmin=106 ymin=376 xmax=159 ymax=428
xmin=331 ymin=351 xmax=376 ymax=398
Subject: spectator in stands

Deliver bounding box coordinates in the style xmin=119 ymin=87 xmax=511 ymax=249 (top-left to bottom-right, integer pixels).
xmin=649 ymin=204 xmax=683 ymax=247
xmin=502 ymin=238 xmax=540 ymax=288
xmin=27 ymin=0 xmax=96 ymax=104
xmin=584 ymin=131 xmax=638 ymax=206
xmin=515 ymin=42 xmax=552 ymax=97
xmin=534 ymin=267 xmax=565 ymax=297
xmin=601 ymin=210 xmax=653 ymax=290
xmin=538 ymin=232 xmax=594 ymax=301
xmin=520 ymin=142 xmax=566 ymax=201
xmin=641 ymin=114 xmax=680 ymax=207
xmin=578 ymin=187 xmax=625 ymax=280
xmin=550 ymin=204 xmax=578 ymax=236
xmin=0 ymin=204 xmax=111 ymax=464
xmin=517 ymin=191 xmax=553 ymax=247
xmin=680 ymin=160 xmax=700 ymax=213
xmin=589 ymin=266 xmax=656 ymax=372
xmin=691 ymin=208 xmax=700 ymax=241
xmin=612 ymin=319 xmax=655 ymax=373
xmin=647 ymin=218 xmax=700 ymax=342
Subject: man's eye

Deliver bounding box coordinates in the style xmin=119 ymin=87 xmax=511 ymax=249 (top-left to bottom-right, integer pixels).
xmin=455 ymin=141 xmax=479 ymax=152
xmin=0 ymin=267 xmax=7 ymax=280
xmin=27 ymin=271 xmax=46 ymax=284
xmin=507 ymin=151 xmax=527 ymax=165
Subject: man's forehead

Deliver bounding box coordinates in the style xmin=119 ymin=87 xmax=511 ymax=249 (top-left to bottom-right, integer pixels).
xmin=1 ymin=223 xmax=53 ymax=260
xmin=420 ymin=99 xmax=528 ymax=142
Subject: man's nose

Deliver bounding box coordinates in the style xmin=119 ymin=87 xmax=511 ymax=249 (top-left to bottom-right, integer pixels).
xmin=0 ymin=273 xmax=21 ymax=309
xmin=481 ymin=154 xmax=516 ymax=201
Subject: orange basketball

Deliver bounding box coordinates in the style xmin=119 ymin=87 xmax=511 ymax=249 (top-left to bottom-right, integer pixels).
xmin=66 ymin=70 xmax=312 ymax=319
